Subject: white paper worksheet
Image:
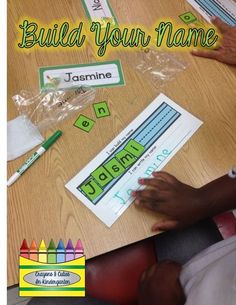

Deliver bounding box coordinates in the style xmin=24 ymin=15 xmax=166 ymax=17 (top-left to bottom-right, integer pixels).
xmin=81 ymin=0 xmax=117 ymax=26
xmin=66 ymin=93 xmax=203 ymax=227
xmin=187 ymin=0 xmax=236 ymax=25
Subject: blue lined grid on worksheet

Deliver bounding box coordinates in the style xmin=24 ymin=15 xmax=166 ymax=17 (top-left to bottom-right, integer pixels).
xmin=78 ymin=102 xmax=181 ymax=204
xmin=194 ymin=0 xmax=236 ymax=25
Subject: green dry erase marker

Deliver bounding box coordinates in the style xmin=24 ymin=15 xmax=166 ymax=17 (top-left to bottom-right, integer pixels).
xmin=7 ymin=130 xmax=62 ymax=187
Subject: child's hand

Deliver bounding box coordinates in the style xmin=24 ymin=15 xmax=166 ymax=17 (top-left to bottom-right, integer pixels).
xmin=138 ymin=261 xmax=185 ymax=305
xmin=132 ymin=172 xmax=208 ymax=231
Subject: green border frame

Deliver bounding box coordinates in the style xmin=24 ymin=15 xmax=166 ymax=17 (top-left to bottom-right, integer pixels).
xmin=81 ymin=0 xmax=118 ymax=26
xmin=93 ymin=101 xmax=111 ymax=118
xmin=39 ymin=60 xmax=125 ymax=89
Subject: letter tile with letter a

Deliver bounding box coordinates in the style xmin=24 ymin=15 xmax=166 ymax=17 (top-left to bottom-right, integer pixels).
xmin=91 ymin=166 xmax=114 ymax=187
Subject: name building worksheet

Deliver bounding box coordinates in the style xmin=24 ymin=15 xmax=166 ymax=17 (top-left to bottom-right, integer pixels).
xmin=66 ymin=93 xmax=203 ymax=227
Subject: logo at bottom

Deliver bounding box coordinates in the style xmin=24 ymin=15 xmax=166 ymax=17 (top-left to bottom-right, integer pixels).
xmin=19 ymin=239 xmax=85 ymax=297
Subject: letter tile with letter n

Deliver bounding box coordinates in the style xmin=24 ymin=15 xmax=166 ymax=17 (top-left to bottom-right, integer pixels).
xmin=80 ymin=179 xmax=103 ymax=202
xmin=93 ymin=101 xmax=110 ymax=118
xmin=74 ymin=114 xmax=95 ymax=132
xmin=91 ymin=166 xmax=114 ymax=187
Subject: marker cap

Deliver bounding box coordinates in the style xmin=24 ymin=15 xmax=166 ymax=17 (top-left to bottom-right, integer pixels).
xmin=42 ymin=130 xmax=62 ymax=150
xmin=7 ymin=172 xmax=21 ymax=187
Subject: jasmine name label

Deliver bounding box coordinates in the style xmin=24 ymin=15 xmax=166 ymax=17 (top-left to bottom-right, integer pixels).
xmin=39 ymin=60 xmax=125 ymax=90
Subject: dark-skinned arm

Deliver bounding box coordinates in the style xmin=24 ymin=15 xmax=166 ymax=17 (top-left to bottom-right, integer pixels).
xmin=132 ymin=172 xmax=236 ymax=231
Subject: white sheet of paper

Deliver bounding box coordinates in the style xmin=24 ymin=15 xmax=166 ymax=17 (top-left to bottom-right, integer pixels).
xmin=187 ymin=0 xmax=236 ymax=25
xmin=82 ymin=0 xmax=117 ymax=25
xmin=66 ymin=93 xmax=203 ymax=227
xmin=7 ymin=115 xmax=44 ymax=161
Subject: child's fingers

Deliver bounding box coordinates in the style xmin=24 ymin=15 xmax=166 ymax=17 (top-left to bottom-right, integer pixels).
xmin=151 ymin=220 xmax=179 ymax=232
xmin=138 ymin=177 xmax=169 ymax=190
xmin=152 ymin=171 xmax=179 ymax=184
xmin=134 ymin=199 xmax=161 ymax=212
xmin=133 ymin=189 xmax=165 ymax=201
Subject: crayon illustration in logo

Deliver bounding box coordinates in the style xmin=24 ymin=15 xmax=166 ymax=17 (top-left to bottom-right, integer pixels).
xmin=19 ymin=239 xmax=85 ymax=297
